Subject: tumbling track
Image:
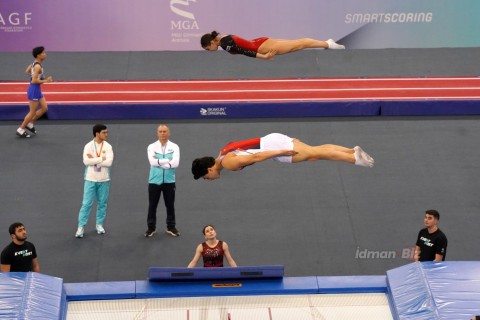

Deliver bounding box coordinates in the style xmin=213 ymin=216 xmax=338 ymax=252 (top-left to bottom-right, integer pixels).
xmin=1 ymin=77 xmax=480 ymax=105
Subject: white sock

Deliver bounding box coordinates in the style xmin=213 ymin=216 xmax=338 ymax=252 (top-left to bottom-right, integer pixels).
xmin=27 ymin=123 xmax=34 ymax=129
xmin=354 ymin=146 xmax=374 ymax=168
xmin=17 ymin=128 xmax=25 ymax=134
xmin=359 ymin=147 xmax=374 ymax=163
xmin=326 ymin=39 xmax=346 ymax=50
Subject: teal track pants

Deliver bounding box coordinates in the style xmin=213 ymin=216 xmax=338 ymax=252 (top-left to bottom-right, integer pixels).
xmin=77 ymin=180 xmax=111 ymax=227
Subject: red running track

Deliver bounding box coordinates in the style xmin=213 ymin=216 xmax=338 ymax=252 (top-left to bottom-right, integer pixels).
xmin=1 ymin=77 xmax=480 ymax=105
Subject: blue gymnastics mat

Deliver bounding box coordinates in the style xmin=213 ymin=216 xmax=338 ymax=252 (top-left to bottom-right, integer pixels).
xmin=0 ymin=272 xmax=66 ymax=319
xmin=387 ymin=261 xmax=480 ymax=319
xmin=2 ymin=262 xmax=480 ymax=319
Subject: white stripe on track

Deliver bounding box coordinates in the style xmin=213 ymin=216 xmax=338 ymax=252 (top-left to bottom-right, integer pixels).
xmin=1 ymin=77 xmax=480 ymax=85
xmin=1 ymin=87 xmax=480 ymax=95
xmin=1 ymin=96 xmax=479 ymax=105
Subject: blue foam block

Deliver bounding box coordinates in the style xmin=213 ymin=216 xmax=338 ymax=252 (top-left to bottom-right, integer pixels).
xmin=422 ymin=262 xmax=480 ymax=320
xmin=317 ymin=275 xmax=387 ymax=293
xmin=0 ymin=272 xmax=65 ymax=320
xmin=136 ymin=276 xmax=319 ymax=298
xmin=64 ymin=281 xmax=136 ymax=301
xmin=387 ymin=262 xmax=435 ymax=320
xmin=387 ymin=261 xmax=480 ymax=320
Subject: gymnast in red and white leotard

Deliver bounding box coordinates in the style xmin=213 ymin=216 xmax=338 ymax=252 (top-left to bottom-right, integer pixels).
xmin=191 ymin=133 xmax=374 ymax=181
xmin=200 ymin=31 xmax=345 ymax=59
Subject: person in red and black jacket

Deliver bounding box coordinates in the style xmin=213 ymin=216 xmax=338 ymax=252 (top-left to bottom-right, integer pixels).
xmin=200 ymin=30 xmax=345 ymax=59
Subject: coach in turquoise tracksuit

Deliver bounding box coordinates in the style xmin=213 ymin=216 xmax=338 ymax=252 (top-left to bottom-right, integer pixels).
xmin=144 ymin=124 xmax=180 ymax=238
xmin=75 ymin=124 xmax=114 ymax=238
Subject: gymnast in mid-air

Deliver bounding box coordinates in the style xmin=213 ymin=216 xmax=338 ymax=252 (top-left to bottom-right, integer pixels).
xmin=192 ymin=133 xmax=374 ymax=181
xmin=200 ymin=31 xmax=345 ymax=59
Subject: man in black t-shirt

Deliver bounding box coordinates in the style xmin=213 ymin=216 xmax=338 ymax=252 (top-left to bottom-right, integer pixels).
xmin=414 ymin=210 xmax=447 ymax=262
xmin=1 ymin=222 xmax=40 ymax=272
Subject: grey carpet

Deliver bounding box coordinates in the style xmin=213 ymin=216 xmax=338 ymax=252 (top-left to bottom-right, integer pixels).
xmin=0 ymin=117 xmax=478 ymax=282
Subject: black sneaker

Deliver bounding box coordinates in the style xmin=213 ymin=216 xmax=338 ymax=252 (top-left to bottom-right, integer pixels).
xmin=166 ymin=227 xmax=180 ymax=237
xmin=25 ymin=126 xmax=37 ymax=134
xmin=144 ymin=229 xmax=156 ymax=237
xmin=16 ymin=131 xmax=31 ymax=138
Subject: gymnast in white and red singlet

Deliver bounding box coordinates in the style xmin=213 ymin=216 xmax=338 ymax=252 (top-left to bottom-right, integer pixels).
xmin=192 ymin=133 xmax=374 ymax=181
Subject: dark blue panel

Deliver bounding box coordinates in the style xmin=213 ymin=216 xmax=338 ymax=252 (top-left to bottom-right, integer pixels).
xmin=148 ymin=266 xmax=284 ymax=281
xmin=4 ymin=100 xmax=480 ymax=120
xmin=0 ymin=105 xmax=30 ymax=120
xmin=381 ymin=100 xmax=480 ymax=116
xmin=34 ymin=101 xmax=382 ymax=120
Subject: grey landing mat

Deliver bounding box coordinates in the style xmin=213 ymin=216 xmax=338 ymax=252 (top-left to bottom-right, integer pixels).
xmin=0 ymin=117 xmax=478 ymax=282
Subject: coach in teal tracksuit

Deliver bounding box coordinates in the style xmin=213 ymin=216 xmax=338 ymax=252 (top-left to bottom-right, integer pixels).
xmin=145 ymin=124 xmax=180 ymax=238
xmin=75 ymin=124 xmax=114 ymax=238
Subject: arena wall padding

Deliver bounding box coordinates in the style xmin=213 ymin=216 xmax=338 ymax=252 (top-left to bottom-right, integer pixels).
xmin=0 ymin=106 xmax=31 ymax=121
xmin=43 ymin=101 xmax=381 ymax=120
xmin=3 ymin=100 xmax=480 ymax=121
xmin=380 ymin=100 xmax=480 ymax=116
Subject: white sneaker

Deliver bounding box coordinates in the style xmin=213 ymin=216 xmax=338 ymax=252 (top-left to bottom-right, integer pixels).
xmin=75 ymin=227 xmax=84 ymax=238
xmin=326 ymin=39 xmax=345 ymax=50
xmin=96 ymin=224 xmax=106 ymax=234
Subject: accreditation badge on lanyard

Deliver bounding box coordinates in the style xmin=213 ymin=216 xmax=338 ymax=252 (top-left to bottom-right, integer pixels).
xmin=94 ymin=140 xmax=104 ymax=172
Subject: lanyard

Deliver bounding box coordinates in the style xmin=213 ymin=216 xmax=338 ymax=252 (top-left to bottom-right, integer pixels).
xmin=94 ymin=140 xmax=104 ymax=157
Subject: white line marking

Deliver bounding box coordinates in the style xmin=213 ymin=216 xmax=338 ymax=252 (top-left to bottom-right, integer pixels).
xmin=1 ymin=87 xmax=480 ymax=95
xmin=1 ymin=77 xmax=480 ymax=85
xmin=1 ymin=97 xmax=479 ymax=105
